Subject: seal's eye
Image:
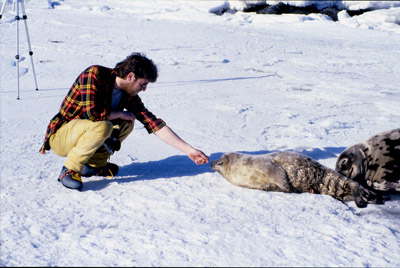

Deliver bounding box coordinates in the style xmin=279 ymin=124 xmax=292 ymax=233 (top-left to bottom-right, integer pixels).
xmin=217 ymin=161 xmax=224 ymax=166
xmin=339 ymin=158 xmax=348 ymax=169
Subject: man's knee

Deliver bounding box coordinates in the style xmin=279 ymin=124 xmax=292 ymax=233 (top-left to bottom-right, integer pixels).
xmin=116 ymin=120 xmax=134 ymax=142
xmin=122 ymin=120 xmax=134 ymax=133
xmin=93 ymin=120 xmax=114 ymax=139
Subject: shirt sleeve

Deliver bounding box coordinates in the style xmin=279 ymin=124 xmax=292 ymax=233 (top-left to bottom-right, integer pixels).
xmin=126 ymin=95 xmax=166 ymax=133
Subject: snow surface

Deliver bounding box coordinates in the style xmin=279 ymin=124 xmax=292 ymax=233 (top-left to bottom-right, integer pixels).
xmin=1 ymin=0 xmax=400 ymax=266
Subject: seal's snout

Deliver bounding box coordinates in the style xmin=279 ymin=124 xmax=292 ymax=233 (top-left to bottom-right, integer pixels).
xmin=211 ymin=157 xmax=225 ymax=171
xmin=211 ymin=159 xmax=218 ymax=171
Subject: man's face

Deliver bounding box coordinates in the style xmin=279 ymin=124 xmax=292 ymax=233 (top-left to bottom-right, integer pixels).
xmin=125 ymin=72 xmax=149 ymax=96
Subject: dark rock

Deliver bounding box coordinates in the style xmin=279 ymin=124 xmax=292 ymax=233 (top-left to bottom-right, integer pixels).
xmin=320 ymin=7 xmax=340 ymax=21
xmin=210 ymin=2 xmax=375 ymax=21
xmin=243 ymin=2 xmax=270 ymax=13
xmin=256 ymin=3 xmax=319 ymax=15
xmin=347 ymin=8 xmax=373 ymax=17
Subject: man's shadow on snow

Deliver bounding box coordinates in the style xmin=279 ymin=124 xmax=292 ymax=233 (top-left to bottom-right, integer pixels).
xmin=82 ymin=146 xmax=346 ymax=191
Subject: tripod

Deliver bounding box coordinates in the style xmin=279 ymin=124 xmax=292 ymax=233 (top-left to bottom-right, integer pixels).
xmin=1 ymin=0 xmax=38 ymax=99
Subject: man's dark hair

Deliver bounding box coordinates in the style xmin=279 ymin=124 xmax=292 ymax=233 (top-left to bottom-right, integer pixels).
xmin=113 ymin=52 xmax=158 ymax=82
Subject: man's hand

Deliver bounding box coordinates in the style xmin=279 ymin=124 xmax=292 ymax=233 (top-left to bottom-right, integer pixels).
xmin=188 ymin=149 xmax=209 ymax=165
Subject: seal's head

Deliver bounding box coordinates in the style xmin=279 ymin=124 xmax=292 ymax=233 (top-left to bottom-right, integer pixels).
xmin=335 ymin=145 xmax=367 ymax=181
xmin=211 ymin=153 xmax=234 ymax=176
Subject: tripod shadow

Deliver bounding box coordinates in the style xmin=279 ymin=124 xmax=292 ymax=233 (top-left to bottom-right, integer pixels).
xmin=155 ymin=74 xmax=275 ymax=87
xmin=82 ymin=147 xmax=346 ymax=191
xmin=236 ymin=147 xmax=346 ymax=158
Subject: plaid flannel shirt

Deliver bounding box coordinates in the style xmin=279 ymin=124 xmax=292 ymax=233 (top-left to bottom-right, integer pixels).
xmin=39 ymin=65 xmax=166 ymax=154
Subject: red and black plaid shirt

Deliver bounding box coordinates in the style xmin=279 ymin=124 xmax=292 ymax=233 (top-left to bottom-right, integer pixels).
xmin=39 ymin=65 xmax=166 ymax=154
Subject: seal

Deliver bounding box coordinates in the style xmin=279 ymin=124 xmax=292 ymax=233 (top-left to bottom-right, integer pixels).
xmin=211 ymin=151 xmax=382 ymax=208
xmin=335 ymin=128 xmax=400 ymax=192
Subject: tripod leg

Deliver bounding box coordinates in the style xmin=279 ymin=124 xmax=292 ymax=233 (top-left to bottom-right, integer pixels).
xmin=16 ymin=0 xmax=20 ymax=99
xmin=20 ymin=0 xmax=38 ymax=91
xmin=0 ymin=0 xmax=7 ymax=19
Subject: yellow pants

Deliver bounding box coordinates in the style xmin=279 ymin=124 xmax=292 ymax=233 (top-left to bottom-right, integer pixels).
xmin=49 ymin=119 xmax=134 ymax=172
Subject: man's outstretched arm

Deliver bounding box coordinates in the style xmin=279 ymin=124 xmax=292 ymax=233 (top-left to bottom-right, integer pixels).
xmin=155 ymin=126 xmax=209 ymax=165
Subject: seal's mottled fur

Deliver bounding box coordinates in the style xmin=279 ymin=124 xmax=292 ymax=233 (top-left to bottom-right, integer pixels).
xmin=211 ymin=151 xmax=382 ymax=208
xmin=335 ymin=128 xmax=399 ymax=192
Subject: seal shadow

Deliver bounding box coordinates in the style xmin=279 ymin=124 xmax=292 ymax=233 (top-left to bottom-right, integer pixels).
xmin=82 ymin=147 xmax=346 ymax=191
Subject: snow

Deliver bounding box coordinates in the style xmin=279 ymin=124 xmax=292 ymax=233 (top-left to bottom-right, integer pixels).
xmin=1 ymin=0 xmax=400 ymax=266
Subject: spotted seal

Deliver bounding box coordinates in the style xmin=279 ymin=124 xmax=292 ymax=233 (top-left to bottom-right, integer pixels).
xmin=335 ymin=128 xmax=400 ymax=192
xmin=211 ymin=151 xmax=382 ymax=208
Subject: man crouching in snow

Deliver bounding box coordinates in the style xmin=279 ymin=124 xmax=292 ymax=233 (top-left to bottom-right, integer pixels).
xmin=39 ymin=52 xmax=209 ymax=190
